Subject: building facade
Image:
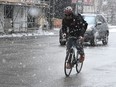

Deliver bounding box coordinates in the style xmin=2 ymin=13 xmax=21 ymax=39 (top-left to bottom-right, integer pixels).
xmin=0 ymin=0 xmax=48 ymax=34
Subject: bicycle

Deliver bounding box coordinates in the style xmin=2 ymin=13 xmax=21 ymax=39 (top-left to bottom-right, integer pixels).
xmin=64 ymin=36 xmax=83 ymax=77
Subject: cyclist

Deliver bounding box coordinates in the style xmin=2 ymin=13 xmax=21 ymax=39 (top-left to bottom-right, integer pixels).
xmin=61 ymin=6 xmax=88 ymax=68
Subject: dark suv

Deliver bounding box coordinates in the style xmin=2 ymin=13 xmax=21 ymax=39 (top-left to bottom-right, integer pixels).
xmin=82 ymin=14 xmax=109 ymax=46
xmin=59 ymin=14 xmax=109 ymax=46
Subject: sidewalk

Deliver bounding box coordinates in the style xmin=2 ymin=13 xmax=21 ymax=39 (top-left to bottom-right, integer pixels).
xmin=1 ymin=25 xmax=115 ymax=39
xmin=0 ymin=28 xmax=59 ymax=39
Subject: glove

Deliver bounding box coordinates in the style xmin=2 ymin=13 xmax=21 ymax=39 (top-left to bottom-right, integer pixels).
xmin=79 ymin=36 xmax=84 ymax=43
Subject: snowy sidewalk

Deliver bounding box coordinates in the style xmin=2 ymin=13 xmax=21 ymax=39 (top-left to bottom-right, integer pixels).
xmin=0 ymin=28 xmax=60 ymax=38
xmin=0 ymin=26 xmax=116 ymax=38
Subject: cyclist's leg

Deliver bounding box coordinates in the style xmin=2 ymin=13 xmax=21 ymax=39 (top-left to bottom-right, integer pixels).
xmin=75 ymin=39 xmax=85 ymax=62
xmin=66 ymin=38 xmax=74 ymax=68
xmin=66 ymin=38 xmax=74 ymax=61
xmin=71 ymin=39 xmax=77 ymax=64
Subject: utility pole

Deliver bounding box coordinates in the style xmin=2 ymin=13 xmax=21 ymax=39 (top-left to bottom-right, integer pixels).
xmin=81 ymin=0 xmax=84 ymax=13
xmin=51 ymin=0 xmax=55 ymax=29
xmin=48 ymin=0 xmax=53 ymax=29
xmin=75 ymin=0 xmax=78 ymax=15
xmin=52 ymin=0 xmax=55 ymax=19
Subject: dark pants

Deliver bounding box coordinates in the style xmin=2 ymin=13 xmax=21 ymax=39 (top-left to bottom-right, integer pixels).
xmin=66 ymin=37 xmax=84 ymax=55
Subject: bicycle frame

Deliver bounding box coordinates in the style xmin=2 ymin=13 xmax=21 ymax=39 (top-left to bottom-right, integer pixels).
xmin=67 ymin=36 xmax=80 ymax=61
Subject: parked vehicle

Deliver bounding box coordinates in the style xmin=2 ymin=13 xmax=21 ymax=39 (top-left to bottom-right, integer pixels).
xmin=82 ymin=14 xmax=109 ymax=46
xmin=59 ymin=14 xmax=109 ymax=46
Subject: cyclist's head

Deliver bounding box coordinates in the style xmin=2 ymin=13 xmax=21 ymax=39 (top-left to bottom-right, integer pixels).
xmin=64 ymin=6 xmax=73 ymax=16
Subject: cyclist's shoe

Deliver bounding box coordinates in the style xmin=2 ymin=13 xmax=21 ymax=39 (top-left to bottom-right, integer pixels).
xmin=66 ymin=63 xmax=72 ymax=69
xmin=79 ymin=55 xmax=85 ymax=63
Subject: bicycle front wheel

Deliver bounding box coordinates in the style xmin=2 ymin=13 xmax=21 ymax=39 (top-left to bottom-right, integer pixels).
xmin=64 ymin=52 xmax=73 ymax=77
xmin=76 ymin=55 xmax=83 ymax=73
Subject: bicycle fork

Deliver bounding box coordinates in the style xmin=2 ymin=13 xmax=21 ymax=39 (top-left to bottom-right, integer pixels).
xmin=67 ymin=47 xmax=77 ymax=65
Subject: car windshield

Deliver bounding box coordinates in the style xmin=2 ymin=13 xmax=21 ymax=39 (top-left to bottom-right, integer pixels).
xmin=83 ymin=16 xmax=95 ymax=25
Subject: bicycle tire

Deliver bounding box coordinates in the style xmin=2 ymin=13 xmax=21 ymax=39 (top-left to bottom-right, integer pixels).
xmin=76 ymin=56 xmax=83 ymax=73
xmin=64 ymin=51 xmax=73 ymax=77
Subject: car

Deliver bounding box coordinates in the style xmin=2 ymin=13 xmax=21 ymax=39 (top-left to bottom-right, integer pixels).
xmin=59 ymin=14 xmax=109 ymax=46
xmin=82 ymin=14 xmax=109 ymax=46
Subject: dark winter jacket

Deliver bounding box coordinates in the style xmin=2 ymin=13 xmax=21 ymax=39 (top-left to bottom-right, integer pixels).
xmin=61 ymin=13 xmax=88 ymax=37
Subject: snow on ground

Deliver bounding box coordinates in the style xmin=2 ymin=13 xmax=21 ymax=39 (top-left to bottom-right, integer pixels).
xmin=0 ymin=29 xmax=55 ymax=38
xmin=54 ymin=28 xmax=60 ymax=30
xmin=0 ymin=25 xmax=116 ymax=38
xmin=109 ymin=25 xmax=116 ymax=32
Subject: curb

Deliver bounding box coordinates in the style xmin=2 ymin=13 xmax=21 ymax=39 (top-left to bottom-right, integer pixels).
xmin=0 ymin=29 xmax=59 ymax=39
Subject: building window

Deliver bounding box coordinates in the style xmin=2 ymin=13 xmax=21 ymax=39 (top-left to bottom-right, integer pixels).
xmin=4 ymin=5 xmax=14 ymax=18
xmin=27 ymin=15 xmax=36 ymax=28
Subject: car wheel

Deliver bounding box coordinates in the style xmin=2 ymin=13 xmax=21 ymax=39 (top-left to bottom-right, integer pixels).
xmin=90 ymin=37 xmax=97 ymax=46
xmin=102 ymin=34 xmax=108 ymax=45
xmin=90 ymin=33 xmax=97 ymax=46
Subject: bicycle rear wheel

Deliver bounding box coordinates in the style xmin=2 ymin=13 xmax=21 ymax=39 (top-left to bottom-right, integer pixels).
xmin=64 ymin=52 xmax=73 ymax=77
xmin=76 ymin=55 xmax=83 ymax=73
